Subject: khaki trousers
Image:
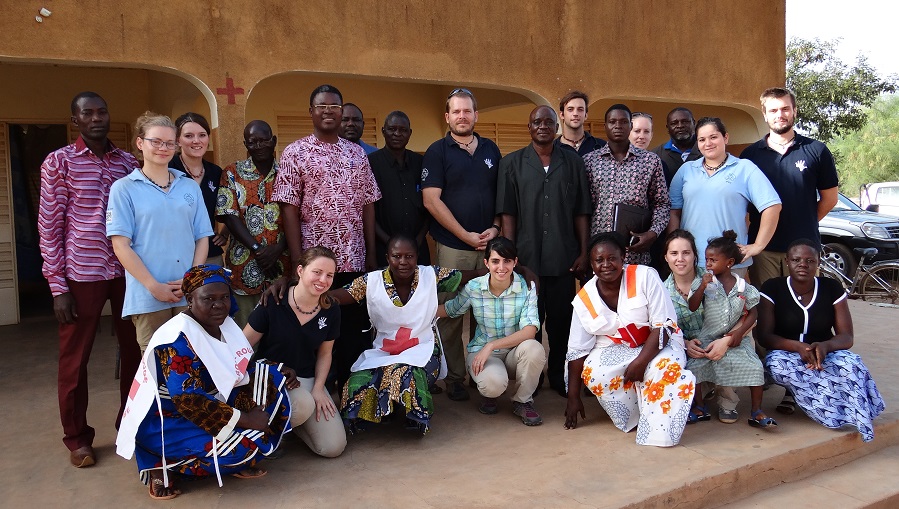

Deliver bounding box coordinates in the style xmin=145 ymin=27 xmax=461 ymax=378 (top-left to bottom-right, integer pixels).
xmin=132 ymin=306 xmax=188 ymax=352
xmin=466 ymin=339 xmax=546 ymax=403
xmin=288 ymin=377 xmax=347 ymax=458
xmin=434 ymin=241 xmax=482 ymax=384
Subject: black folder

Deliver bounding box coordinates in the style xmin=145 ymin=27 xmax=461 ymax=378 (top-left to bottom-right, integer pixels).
xmin=612 ymin=203 xmax=651 ymax=238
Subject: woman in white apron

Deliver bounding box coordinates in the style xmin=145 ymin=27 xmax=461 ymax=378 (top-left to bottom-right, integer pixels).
xmin=564 ymin=232 xmax=696 ymax=447
xmin=331 ymin=235 xmax=489 ymax=434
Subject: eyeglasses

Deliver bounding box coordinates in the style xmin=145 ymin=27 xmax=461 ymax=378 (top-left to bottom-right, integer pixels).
xmin=140 ymin=137 xmax=178 ymax=150
xmin=245 ymin=137 xmax=274 ymax=149
xmin=313 ymin=104 xmax=343 ymax=112
xmin=632 ymin=112 xmax=653 ymax=121
xmin=447 ymin=88 xmax=473 ymax=99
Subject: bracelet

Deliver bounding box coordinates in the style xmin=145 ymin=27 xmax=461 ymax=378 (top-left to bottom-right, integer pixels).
xmin=490 ymin=224 xmax=501 ymax=232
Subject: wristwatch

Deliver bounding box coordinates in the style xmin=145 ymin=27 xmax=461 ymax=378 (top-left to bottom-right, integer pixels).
xmin=490 ymin=224 xmax=501 ymax=233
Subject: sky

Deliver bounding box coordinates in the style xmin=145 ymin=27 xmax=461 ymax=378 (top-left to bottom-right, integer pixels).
xmin=786 ymin=0 xmax=899 ymax=77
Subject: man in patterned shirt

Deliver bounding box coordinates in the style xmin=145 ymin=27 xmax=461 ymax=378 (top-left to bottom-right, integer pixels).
xmin=583 ymin=104 xmax=670 ymax=266
xmin=216 ymin=120 xmax=289 ymax=327
xmin=272 ymin=84 xmax=382 ymax=388
xmin=38 ymin=91 xmax=141 ymax=468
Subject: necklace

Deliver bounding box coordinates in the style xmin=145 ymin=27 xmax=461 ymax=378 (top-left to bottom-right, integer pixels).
xmin=562 ymin=133 xmax=586 ymax=149
xmin=790 ymin=282 xmax=813 ymax=302
xmin=452 ymin=135 xmax=475 ymax=149
xmin=770 ymin=135 xmax=796 ymax=148
xmin=291 ymin=286 xmax=320 ymax=315
xmin=703 ymin=158 xmax=727 ymax=173
xmin=140 ymin=168 xmax=173 ymax=190
xmin=180 ymin=154 xmax=204 ymax=179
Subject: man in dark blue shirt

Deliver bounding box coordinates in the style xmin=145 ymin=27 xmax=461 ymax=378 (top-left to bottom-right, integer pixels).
xmin=422 ymin=88 xmax=502 ymax=401
xmin=652 ymin=107 xmax=702 ymax=186
xmin=741 ymin=87 xmax=839 ymax=286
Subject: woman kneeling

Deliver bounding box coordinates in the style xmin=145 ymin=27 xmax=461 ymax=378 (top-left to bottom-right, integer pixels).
xmin=116 ymin=265 xmax=292 ymax=500
xmin=565 ymin=233 xmax=695 ymax=447
xmin=757 ymin=239 xmax=885 ymax=442
xmin=440 ymin=237 xmax=545 ymax=425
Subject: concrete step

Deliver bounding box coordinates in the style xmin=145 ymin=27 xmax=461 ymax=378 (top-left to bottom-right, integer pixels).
xmin=721 ymin=445 xmax=899 ymax=509
xmin=622 ymin=415 xmax=899 ymax=509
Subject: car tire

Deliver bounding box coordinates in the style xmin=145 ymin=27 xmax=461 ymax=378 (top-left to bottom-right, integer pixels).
xmin=823 ymin=243 xmax=857 ymax=279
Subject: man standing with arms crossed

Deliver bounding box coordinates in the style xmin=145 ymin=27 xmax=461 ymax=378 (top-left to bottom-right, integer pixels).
xmin=39 ymin=91 xmax=141 ymax=467
xmin=422 ymin=88 xmax=502 ymax=401
xmin=497 ymin=105 xmax=591 ymax=397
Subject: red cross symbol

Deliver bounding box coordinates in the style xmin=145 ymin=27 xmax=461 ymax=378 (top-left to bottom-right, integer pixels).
xmin=216 ymin=77 xmax=245 ymax=105
xmin=381 ymin=327 xmax=419 ymax=355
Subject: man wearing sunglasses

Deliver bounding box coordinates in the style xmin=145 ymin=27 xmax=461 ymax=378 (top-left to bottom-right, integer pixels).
xmin=422 ymin=87 xmax=502 ymax=401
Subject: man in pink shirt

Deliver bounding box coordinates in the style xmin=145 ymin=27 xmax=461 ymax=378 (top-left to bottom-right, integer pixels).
xmin=38 ymin=92 xmax=141 ymax=468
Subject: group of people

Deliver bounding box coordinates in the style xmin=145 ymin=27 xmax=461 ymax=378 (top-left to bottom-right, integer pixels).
xmin=38 ymin=83 xmax=884 ymax=500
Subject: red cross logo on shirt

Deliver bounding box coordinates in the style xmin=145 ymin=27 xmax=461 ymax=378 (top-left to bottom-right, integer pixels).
xmin=381 ymin=327 xmax=419 ymax=355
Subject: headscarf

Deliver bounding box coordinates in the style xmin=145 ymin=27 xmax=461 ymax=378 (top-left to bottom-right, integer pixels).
xmin=182 ymin=264 xmax=239 ymax=316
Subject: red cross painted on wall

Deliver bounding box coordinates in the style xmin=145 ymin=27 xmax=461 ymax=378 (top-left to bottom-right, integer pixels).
xmin=216 ymin=77 xmax=245 ymax=105
xmin=381 ymin=327 xmax=419 ymax=355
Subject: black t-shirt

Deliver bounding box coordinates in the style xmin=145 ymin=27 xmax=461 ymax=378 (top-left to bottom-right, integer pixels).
xmin=760 ymin=276 xmax=847 ymax=343
xmin=169 ymin=157 xmax=224 ymax=257
xmin=249 ymin=297 xmax=341 ymax=378
xmin=554 ymin=133 xmax=607 ymax=158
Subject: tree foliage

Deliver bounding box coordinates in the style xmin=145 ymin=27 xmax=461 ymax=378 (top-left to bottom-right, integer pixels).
xmin=830 ymin=94 xmax=899 ymax=193
xmin=786 ymin=37 xmax=896 ymax=142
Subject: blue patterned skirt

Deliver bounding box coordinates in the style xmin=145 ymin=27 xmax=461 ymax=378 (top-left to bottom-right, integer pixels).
xmin=766 ymin=350 xmax=884 ymax=442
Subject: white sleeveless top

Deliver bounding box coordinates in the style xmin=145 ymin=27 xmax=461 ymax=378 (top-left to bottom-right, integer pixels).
xmin=351 ymin=266 xmax=439 ymax=371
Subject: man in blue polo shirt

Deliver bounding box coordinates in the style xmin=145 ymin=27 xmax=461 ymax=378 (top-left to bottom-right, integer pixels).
xmin=422 ymin=88 xmax=502 ymax=401
xmin=652 ymin=107 xmax=702 ymax=186
xmin=741 ymin=87 xmax=839 ymax=286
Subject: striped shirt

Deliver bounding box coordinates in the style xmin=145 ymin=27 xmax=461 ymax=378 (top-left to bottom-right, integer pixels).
xmin=444 ymin=273 xmax=540 ymax=353
xmin=38 ymin=137 xmax=138 ymax=296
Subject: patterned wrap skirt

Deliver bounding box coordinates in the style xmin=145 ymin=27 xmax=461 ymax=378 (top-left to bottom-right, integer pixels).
xmin=341 ymin=347 xmax=441 ymax=434
xmin=134 ymin=361 xmax=292 ymax=483
xmin=766 ymin=349 xmax=885 ymax=442
xmin=581 ymin=343 xmax=695 ymax=447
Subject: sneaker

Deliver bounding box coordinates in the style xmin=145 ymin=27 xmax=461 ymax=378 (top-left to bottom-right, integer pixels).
xmin=718 ymin=409 xmax=739 ymax=424
xmin=512 ymin=401 xmax=543 ymax=426
xmin=446 ymin=381 xmax=470 ymax=401
xmin=479 ymin=397 xmax=498 ymax=415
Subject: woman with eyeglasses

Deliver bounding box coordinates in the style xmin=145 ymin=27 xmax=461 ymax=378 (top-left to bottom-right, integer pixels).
xmin=757 ymin=239 xmax=884 ymax=441
xmin=108 ymin=112 xmax=213 ymax=352
xmin=169 ymin=112 xmax=227 ymax=265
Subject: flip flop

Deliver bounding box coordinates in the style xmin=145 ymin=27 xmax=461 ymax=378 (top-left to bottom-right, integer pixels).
xmin=748 ymin=410 xmax=778 ymax=429
xmin=148 ymin=478 xmax=180 ymax=500
xmin=231 ymin=467 xmax=268 ymax=479
xmin=687 ymin=405 xmax=711 ymax=424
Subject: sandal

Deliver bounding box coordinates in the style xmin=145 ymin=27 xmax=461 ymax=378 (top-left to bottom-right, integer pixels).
xmin=231 ymin=466 xmax=267 ymax=479
xmin=148 ymin=477 xmax=180 ymax=500
xmin=687 ymin=406 xmax=711 ymax=424
xmin=776 ymin=394 xmax=796 ymax=415
xmin=748 ymin=409 xmax=778 ymax=429
xmin=718 ymin=409 xmax=739 ymax=424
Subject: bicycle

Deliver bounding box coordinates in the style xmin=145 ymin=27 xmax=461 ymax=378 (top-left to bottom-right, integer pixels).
xmin=819 ymin=246 xmax=899 ymax=305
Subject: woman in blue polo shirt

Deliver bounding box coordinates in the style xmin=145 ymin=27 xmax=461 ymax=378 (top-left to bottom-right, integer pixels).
xmin=668 ymin=117 xmax=782 ymax=277
xmin=108 ymin=112 xmax=213 ymax=352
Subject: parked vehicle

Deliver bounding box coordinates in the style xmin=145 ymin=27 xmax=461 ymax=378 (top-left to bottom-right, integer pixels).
xmin=859 ymin=182 xmax=899 ymax=216
xmin=819 ymin=193 xmax=899 ymax=277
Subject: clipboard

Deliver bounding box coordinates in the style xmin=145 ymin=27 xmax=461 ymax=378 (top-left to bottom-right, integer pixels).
xmin=612 ymin=203 xmax=651 ymax=239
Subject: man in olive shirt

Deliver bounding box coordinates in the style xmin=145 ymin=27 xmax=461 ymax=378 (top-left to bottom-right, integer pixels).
xmin=497 ymin=105 xmax=591 ymax=397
